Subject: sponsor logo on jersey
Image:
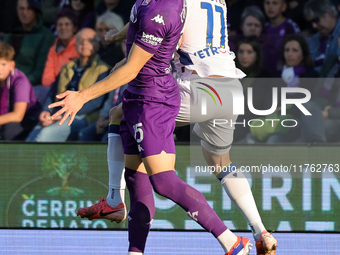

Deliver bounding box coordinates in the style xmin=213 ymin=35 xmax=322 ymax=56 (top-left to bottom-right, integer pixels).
xmin=141 ymin=32 xmax=163 ymax=45
xmin=142 ymin=0 xmax=151 ymax=5
xmin=193 ymin=47 xmax=232 ymax=59
xmin=151 ymin=14 xmax=165 ymax=25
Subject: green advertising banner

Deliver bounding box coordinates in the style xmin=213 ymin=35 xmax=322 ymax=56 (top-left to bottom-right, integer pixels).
xmin=0 ymin=143 xmax=339 ymax=231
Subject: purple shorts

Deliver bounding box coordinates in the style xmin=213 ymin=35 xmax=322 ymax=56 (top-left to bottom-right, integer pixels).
xmin=120 ymin=89 xmax=180 ymax=158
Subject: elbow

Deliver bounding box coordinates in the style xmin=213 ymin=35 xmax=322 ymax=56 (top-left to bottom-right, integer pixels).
xmin=12 ymin=113 xmax=25 ymax=123
xmin=14 ymin=116 xmax=25 ymax=123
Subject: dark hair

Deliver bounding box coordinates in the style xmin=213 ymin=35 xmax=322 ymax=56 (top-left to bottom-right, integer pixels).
xmin=0 ymin=42 xmax=15 ymax=61
xmin=304 ymin=0 xmax=338 ymax=19
xmin=71 ymin=0 xmax=94 ymax=28
xmin=27 ymin=0 xmax=42 ymax=14
xmin=281 ymin=35 xmax=314 ymax=68
xmin=235 ymin=36 xmax=263 ymax=77
xmin=70 ymin=0 xmax=94 ymax=16
xmin=56 ymin=8 xmax=78 ymax=28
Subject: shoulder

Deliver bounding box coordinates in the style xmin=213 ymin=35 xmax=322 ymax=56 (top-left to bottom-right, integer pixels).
xmin=285 ymin=18 xmax=300 ymax=33
xmin=60 ymin=60 xmax=76 ymax=72
xmin=10 ymin=69 xmax=32 ymax=89
xmin=11 ymin=69 xmax=30 ymax=84
xmin=139 ymin=0 xmax=184 ymax=22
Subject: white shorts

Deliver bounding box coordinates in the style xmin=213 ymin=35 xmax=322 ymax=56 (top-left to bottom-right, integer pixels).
xmin=176 ymin=75 xmax=243 ymax=155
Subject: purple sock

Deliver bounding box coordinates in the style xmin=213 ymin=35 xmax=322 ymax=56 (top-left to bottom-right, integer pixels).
xmin=149 ymin=170 xmax=227 ymax=237
xmin=125 ymin=168 xmax=155 ymax=253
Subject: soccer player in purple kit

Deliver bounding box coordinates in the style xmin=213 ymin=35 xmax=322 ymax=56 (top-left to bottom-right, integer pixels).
xmin=48 ymin=0 xmax=252 ymax=254
xmin=77 ymin=0 xmax=278 ymax=254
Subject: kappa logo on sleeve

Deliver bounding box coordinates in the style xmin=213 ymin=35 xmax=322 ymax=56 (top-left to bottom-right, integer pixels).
xmin=151 ymin=14 xmax=165 ymax=25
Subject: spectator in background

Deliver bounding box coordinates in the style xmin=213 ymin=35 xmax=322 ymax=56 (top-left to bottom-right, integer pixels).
xmin=262 ymin=0 xmax=300 ymax=74
xmin=41 ymin=0 xmax=70 ymax=29
xmin=95 ymin=11 xmax=125 ymax=67
xmin=304 ymin=0 xmax=340 ymax=74
xmin=285 ymin=0 xmax=309 ymax=32
xmin=299 ymin=34 xmax=340 ymax=143
xmin=69 ymin=0 xmax=96 ymax=29
xmin=226 ymin=0 xmax=264 ymax=33
xmin=96 ymin=0 xmax=135 ymax=24
xmin=229 ymin=6 xmax=266 ymax=52
xmin=0 ymin=42 xmax=41 ymax=141
xmin=299 ymin=77 xmax=340 ymax=143
xmin=78 ymin=86 xmax=126 ymax=142
xmin=234 ymin=37 xmax=270 ymax=142
xmin=42 ymin=8 xmax=79 ymax=87
xmin=235 ymin=37 xmax=269 ymax=79
xmin=278 ymin=35 xmax=318 ymax=83
xmin=3 ymin=0 xmax=54 ymax=86
xmin=247 ymin=35 xmax=318 ymax=143
xmin=26 ymin=28 xmax=110 ymax=142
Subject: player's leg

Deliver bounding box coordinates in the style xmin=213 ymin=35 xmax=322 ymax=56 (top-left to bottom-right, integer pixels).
xmin=201 ymin=148 xmax=277 ymax=255
xmin=189 ymin=77 xmax=277 ymax=254
xmin=124 ymin=154 xmax=155 ymax=255
xmin=144 ymin=152 xmax=251 ymax=254
xmin=122 ymin=89 xmax=251 ymax=255
xmin=76 ymin=103 xmax=127 ymax=222
xmin=106 ymin=104 xmax=125 ymax=207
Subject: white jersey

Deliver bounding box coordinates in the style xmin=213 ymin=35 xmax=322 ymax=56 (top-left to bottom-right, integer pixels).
xmin=175 ymin=0 xmax=245 ymax=80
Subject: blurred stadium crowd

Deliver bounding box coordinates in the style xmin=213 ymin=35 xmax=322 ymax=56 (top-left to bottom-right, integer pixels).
xmin=0 ymin=0 xmax=340 ymax=144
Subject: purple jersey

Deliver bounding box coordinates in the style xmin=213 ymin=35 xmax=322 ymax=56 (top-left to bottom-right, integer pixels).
xmin=263 ymin=18 xmax=300 ymax=72
xmin=0 ymin=69 xmax=41 ymax=118
xmin=125 ymin=0 xmax=185 ymax=97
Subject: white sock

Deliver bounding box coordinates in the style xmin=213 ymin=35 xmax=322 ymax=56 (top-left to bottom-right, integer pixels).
xmin=221 ymin=169 xmax=266 ymax=241
xmin=106 ymin=133 xmax=126 ymax=207
xmin=217 ymin=229 xmax=238 ymax=252
xmin=128 ymin=252 xmax=143 ymax=255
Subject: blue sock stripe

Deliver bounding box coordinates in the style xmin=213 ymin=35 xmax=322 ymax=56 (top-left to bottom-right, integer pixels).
xmin=231 ymin=237 xmax=246 ymax=254
xmin=108 ymin=124 xmax=120 ymax=134
xmin=216 ymin=163 xmax=237 ymax=181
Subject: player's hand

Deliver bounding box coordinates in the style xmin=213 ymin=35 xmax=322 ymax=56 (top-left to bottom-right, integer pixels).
xmin=48 ymin=90 xmax=86 ymax=126
xmin=104 ymin=28 xmax=119 ymax=44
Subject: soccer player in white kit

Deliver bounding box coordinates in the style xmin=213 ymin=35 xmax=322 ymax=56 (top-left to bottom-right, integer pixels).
xmin=77 ymin=0 xmax=277 ymax=254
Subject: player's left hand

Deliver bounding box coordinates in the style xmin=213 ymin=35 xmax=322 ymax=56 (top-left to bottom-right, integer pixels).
xmin=48 ymin=90 xmax=87 ymax=126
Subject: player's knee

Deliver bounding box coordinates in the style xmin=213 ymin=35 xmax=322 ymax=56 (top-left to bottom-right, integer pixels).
xmin=129 ymin=202 xmax=155 ymax=227
xmin=201 ymin=140 xmax=232 ymax=155
xmin=109 ymin=104 xmax=123 ymax=123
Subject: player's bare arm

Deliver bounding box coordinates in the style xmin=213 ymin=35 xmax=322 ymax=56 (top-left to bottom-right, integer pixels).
xmin=48 ymin=44 xmax=153 ymax=126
